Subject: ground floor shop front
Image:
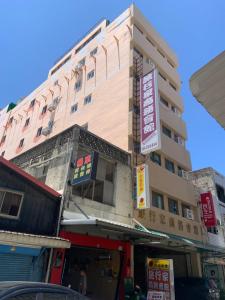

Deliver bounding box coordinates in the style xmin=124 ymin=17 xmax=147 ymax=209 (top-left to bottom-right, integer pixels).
xmin=50 ymin=231 xmax=131 ymax=300
xmin=134 ymin=243 xmax=202 ymax=297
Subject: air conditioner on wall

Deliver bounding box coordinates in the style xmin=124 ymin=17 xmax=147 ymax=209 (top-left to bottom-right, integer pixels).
xmin=42 ymin=121 xmax=54 ymax=136
xmin=48 ymin=97 xmax=60 ymax=112
xmin=184 ymin=208 xmax=194 ymax=220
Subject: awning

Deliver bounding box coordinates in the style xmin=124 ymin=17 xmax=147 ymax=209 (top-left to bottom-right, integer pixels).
xmin=0 ymin=231 xmax=70 ymax=249
xmin=61 ymin=217 xmax=169 ymax=241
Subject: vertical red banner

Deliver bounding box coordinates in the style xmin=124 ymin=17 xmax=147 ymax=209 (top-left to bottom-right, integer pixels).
xmin=200 ymin=192 xmax=216 ymax=227
xmin=140 ymin=69 xmax=161 ymax=154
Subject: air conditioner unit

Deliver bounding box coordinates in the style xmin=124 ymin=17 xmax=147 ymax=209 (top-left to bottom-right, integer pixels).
xmin=42 ymin=126 xmax=52 ymax=136
xmin=184 ymin=208 xmax=194 ymax=220
xmin=76 ymin=62 xmax=84 ymax=69
xmin=42 ymin=121 xmax=54 ymax=136
xmin=48 ymin=97 xmax=60 ymax=112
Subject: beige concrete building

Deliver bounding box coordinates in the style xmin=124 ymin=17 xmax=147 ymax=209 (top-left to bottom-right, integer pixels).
xmin=190 ymin=50 xmax=225 ymax=129
xmin=1 ymin=5 xmax=207 ymax=280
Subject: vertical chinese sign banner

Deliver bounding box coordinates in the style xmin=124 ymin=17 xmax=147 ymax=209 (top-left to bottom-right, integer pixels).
xmin=140 ymin=69 xmax=161 ymax=155
xmin=147 ymin=258 xmax=175 ymax=300
xmin=136 ymin=164 xmax=150 ymax=209
xmin=200 ymin=192 xmax=217 ymax=227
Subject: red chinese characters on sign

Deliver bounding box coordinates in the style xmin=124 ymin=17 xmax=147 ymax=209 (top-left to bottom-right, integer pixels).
xmin=148 ymin=269 xmax=169 ymax=300
xmin=140 ymin=69 xmax=161 ymax=154
xmin=200 ymin=192 xmax=216 ymax=227
xmin=147 ymin=259 xmax=174 ymax=300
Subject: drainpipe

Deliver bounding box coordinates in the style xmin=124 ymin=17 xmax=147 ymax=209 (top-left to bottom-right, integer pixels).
xmin=45 ymin=192 xmax=66 ymax=283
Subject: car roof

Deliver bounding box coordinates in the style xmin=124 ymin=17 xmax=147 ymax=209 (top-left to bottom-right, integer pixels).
xmin=0 ymin=282 xmax=83 ymax=298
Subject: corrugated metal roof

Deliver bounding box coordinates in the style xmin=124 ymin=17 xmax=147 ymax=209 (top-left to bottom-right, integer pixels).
xmin=0 ymin=230 xmax=70 ymax=249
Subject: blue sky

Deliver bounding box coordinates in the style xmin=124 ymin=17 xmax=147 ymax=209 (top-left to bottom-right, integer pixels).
xmin=0 ymin=0 xmax=224 ymax=174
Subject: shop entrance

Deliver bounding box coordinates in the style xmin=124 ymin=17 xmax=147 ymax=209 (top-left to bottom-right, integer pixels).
xmin=134 ymin=245 xmax=189 ymax=293
xmin=62 ymin=246 xmax=122 ymax=300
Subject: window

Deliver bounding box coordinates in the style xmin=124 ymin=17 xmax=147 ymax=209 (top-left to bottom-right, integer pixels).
xmin=42 ymin=105 xmax=47 ymax=115
xmin=157 ymin=48 xmax=165 ymax=58
xmin=162 ymin=125 xmax=172 ymax=138
xmin=54 ymin=80 xmax=58 ymax=86
xmin=168 ymin=198 xmax=179 ymax=215
xmin=36 ymin=127 xmax=42 ymax=137
xmin=87 ymin=70 xmax=95 ymax=80
xmin=75 ymin=80 xmax=81 ymax=91
xmin=71 ymin=103 xmax=78 ymax=113
xmin=24 ymin=118 xmax=30 ymax=127
xmin=159 ymin=72 xmax=166 ymax=81
xmin=105 ymin=162 xmax=115 ymax=182
xmin=150 ymin=152 xmax=161 ymax=166
xmin=1 ymin=135 xmax=6 ymax=144
xmin=169 ymin=82 xmax=177 ymax=91
xmin=174 ymin=134 xmax=184 ymax=146
xmin=146 ymin=37 xmax=155 ymax=47
xmin=177 ymin=166 xmax=184 ymax=177
xmin=134 ymin=24 xmax=143 ymax=34
xmin=160 ymin=96 xmax=169 ymax=107
xmin=182 ymin=204 xmax=191 ymax=218
xmin=1 ymin=151 xmax=5 ymax=157
xmin=29 ymin=99 xmax=36 ymax=108
xmin=216 ymin=184 xmax=225 ymax=203
xmin=152 ymin=192 xmax=164 ymax=209
xmin=84 ymin=94 xmax=92 ymax=105
xmin=167 ymin=59 xmax=175 ymax=68
xmin=0 ymin=189 xmax=23 ymax=218
xmin=78 ymin=57 xmax=86 ymax=67
xmin=165 ymin=159 xmax=175 ymax=173
xmin=8 ymin=117 xmax=13 ymax=124
xmin=19 ymin=138 xmax=24 ymax=148
xmin=90 ymin=47 xmax=98 ymax=56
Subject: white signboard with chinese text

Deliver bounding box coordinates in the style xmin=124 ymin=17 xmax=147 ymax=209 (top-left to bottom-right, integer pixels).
xmin=136 ymin=164 xmax=150 ymax=209
xmin=140 ymin=69 xmax=161 ymax=154
xmin=147 ymin=291 xmax=165 ymax=300
xmin=147 ymin=258 xmax=175 ymax=300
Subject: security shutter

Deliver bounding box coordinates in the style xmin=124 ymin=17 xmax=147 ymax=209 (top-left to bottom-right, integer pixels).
xmin=0 ymin=253 xmax=33 ymax=281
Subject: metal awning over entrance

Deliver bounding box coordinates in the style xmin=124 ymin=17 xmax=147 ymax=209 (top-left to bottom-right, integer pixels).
xmin=61 ymin=216 xmax=169 ymax=242
xmin=62 ymin=213 xmax=225 ymax=255
xmin=0 ymin=230 xmax=71 ymax=249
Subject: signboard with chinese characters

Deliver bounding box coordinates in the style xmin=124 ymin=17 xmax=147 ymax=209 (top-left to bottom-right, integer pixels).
xmin=140 ymin=69 xmax=161 ymax=154
xmin=147 ymin=291 xmax=165 ymax=300
xmin=136 ymin=164 xmax=150 ymax=209
xmin=200 ymin=192 xmax=217 ymax=227
xmin=147 ymin=258 xmax=175 ymax=300
xmin=71 ymin=152 xmax=98 ymax=185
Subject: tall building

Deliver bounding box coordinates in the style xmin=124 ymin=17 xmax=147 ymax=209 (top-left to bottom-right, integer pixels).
xmin=0 ymin=4 xmax=208 ymax=294
xmin=190 ymin=50 xmax=225 ymax=130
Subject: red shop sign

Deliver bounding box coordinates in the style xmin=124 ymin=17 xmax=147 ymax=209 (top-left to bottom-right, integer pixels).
xmin=200 ymin=192 xmax=216 ymax=227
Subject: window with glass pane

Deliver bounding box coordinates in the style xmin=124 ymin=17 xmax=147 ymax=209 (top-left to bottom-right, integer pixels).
xmin=177 ymin=166 xmax=184 ymax=177
xmin=152 ymin=192 xmax=164 ymax=209
xmin=150 ymin=152 xmax=161 ymax=166
xmin=165 ymin=159 xmax=175 ymax=173
xmin=182 ymin=204 xmax=190 ymax=218
xmin=0 ymin=190 xmax=23 ymax=218
xmin=8 ymin=293 xmax=37 ymax=299
xmin=168 ymin=198 xmax=179 ymax=215
xmin=162 ymin=126 xmax=172 ymax=138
